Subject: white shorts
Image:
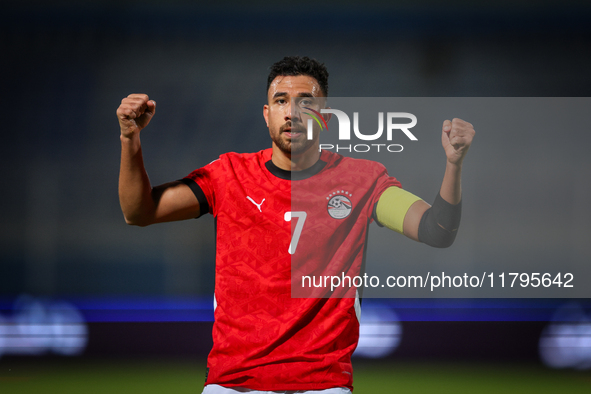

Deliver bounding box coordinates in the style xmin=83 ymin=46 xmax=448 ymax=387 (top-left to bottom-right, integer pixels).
xmin=202 ymin=384 xmax=351 ymax=394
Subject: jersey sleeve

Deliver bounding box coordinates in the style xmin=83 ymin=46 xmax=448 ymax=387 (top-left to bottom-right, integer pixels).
xmin=368 ymin=161 xmax=402 ymax=210
xmin=181 ymin=157 xmax=224 ymax=217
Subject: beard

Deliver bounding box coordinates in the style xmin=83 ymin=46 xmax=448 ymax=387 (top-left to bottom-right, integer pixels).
xmin=272 ymin=121 xmax=317 ymax=156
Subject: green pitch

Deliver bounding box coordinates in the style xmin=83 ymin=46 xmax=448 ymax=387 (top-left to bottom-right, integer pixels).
xmin=0 ymin=359 xmax=590 ymax=393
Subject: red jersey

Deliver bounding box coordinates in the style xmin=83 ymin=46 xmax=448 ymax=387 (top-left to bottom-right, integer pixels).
xmin=183 ymin=148 xmax=400 ymax=391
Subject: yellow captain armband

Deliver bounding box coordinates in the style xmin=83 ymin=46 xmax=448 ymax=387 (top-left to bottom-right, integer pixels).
xmin=375 ymin=187 xmax=423 ymax=234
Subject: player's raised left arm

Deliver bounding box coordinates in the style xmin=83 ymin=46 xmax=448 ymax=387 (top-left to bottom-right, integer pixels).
xmin=402 ymin=118 xmax=475 ymax=246
xmin=439 ymin=118 xmax=474 ymax=204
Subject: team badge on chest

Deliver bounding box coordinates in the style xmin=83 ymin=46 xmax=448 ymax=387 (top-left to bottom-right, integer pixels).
xmin=326 ymin=191 xmax=353 ymax=219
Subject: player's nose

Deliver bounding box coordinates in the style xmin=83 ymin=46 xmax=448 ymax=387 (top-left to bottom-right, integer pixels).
xmin=287 ymin=102 xmax=302 ymax=122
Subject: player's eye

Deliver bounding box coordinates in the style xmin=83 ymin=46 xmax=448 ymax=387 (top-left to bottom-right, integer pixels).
xmin=300 ymin=98 xmax=320 ymax=109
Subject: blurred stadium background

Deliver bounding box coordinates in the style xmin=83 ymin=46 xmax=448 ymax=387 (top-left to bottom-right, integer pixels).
xmin=1 ymin=0 xmax=591 ymax=392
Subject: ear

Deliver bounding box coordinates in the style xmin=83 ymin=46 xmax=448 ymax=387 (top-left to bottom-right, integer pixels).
xmin=263 ymin=104 xmax=269 ymax=127
xmin=322 ymin=106 xmax=332 ymax=124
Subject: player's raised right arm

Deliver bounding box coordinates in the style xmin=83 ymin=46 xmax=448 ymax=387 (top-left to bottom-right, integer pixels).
xmin=117 ymin=94 xmax=200 ymax=226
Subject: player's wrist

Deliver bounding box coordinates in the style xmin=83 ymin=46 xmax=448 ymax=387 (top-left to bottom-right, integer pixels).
xmin=445 ymin=158 xmax=463 ymax=171
xmin=120 ymin=131 xmax=141 ymax=148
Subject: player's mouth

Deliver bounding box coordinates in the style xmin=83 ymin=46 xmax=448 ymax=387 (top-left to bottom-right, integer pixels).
xmin=281 ymin=123 xmax=306 ymax=139
xmin=284 ymin=129 xmax=304 ymax=138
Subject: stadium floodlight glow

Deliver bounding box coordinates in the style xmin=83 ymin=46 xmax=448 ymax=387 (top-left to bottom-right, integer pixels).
xmin=353 ymin=306 xmax=402 ymax=359
xmin=0 ymin=295 xmax=88 ymax=359
xmin=539 ymin=303 xmax=591 ymax=370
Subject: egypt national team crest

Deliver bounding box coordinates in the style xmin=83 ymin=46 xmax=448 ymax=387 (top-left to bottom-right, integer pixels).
xmin=326 ymin=191 xmax=353 ymax=219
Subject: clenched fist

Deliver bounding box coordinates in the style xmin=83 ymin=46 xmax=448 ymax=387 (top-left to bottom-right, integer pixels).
xmin=117 ymin=94 xmax=156 ymax=139
xmin=441 ymin=118 xmax=475 ymax=166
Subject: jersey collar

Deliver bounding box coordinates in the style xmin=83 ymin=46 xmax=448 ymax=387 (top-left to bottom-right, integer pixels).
xmin=265 ymin=158 xmax=327 ymax=180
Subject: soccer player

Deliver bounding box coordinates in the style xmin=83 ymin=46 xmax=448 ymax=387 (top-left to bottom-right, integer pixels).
xmin=117 ymin=56 xmax=475 ymax=393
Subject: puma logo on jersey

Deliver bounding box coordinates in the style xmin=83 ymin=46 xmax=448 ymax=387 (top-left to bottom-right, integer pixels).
xmin=247 ymin=196 xmax=265 ymax=212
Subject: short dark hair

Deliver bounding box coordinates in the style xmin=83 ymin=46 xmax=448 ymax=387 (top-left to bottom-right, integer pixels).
xmin=267 ymin=56 xmax=329 ymax=96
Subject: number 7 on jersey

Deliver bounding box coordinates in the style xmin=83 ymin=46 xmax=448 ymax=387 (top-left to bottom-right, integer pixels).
xmin=284 ymin=211 xmax=307 ymax=255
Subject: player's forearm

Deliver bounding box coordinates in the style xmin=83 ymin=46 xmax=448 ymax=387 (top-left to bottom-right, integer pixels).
xmin=439 ymin=161 xmax=462 ymax=205
xmin=119 ymin=134 xmax=156 ymax=226
xmin=411 ymin=160 xmax=462 ymax=248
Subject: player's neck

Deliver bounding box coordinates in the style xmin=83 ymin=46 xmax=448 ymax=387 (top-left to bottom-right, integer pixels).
xmin=271 ymin=145 xmax=321 ymax=172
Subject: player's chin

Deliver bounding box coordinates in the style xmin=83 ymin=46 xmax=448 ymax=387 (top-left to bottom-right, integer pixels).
xmin=290 ymin=141 xmax=316 ymax=155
